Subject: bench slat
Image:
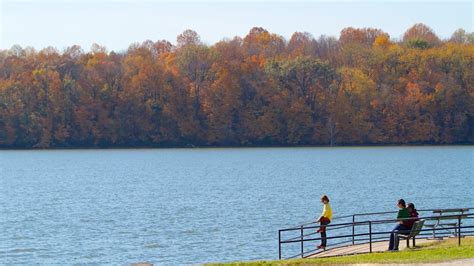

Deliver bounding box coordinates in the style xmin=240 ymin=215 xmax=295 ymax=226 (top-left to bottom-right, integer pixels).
xmin=399 ymin=220 xmax=425 ymax=239
xmin=432 ymin=208 xmax=470 ymax=214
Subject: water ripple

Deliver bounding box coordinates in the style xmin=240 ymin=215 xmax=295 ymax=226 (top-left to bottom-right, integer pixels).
xmin=0 ymin=147 xmax=472 ymax=264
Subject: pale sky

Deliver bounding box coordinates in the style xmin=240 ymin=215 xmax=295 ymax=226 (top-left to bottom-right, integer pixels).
xmin=0 ymin=0 xmax=472 ymax=52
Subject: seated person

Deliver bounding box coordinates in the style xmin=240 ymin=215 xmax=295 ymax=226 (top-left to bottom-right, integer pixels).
xmin=404 ymin=202 xmax=419 ymax=229
xmin=388 ymin=199 xmax=410 ymax=251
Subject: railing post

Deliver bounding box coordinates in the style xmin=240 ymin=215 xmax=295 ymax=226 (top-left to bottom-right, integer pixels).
xmin=352 ymin=215 xmax=355 ymax=245
xmin=458 ymin=215 xmax=461 ymax=246
xmin=369 ymin=221 xmax=372 ymax=253
xmin=300 ymin=226 xmax=304 ymax=258
xmin=278 ymin=230 xmax=281 ymax=260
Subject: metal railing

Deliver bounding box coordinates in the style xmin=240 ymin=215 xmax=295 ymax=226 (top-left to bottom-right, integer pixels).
xmin=278 ymin=208 xmax=474 ymax=260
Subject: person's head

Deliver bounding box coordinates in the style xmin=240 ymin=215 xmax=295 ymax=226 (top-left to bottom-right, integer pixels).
xmin=321 ymin=195 xmax=330 ymax=204
xmin=397 ymin=199 xmax=406 ymax=208
xmin=407 ymin=203 xmax=415 ymax=211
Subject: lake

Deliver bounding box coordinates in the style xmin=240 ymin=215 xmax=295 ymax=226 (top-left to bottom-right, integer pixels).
xmin=0 ymin=146 xmax=473 ymax=264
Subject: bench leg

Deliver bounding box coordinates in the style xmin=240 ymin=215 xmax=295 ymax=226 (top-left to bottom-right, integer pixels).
xmin=406 ymin=238 xmax=409 ymax=248
xmin=413 ymin=237 xmax=416 ymax=247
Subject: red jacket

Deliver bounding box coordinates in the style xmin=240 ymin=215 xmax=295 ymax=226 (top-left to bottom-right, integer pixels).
xmin=404 ymin=209 xmax=419 ymax=228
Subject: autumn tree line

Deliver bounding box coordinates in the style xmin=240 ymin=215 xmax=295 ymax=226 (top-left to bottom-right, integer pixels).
xmin=0 ymin=24 xmax=473 ymax=148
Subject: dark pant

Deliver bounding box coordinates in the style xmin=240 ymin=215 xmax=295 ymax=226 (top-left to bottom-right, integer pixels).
xmin=389 ymin=224 xmax=410 ymax=250
xmin=319 ymin=217 xmax=331 ymax=247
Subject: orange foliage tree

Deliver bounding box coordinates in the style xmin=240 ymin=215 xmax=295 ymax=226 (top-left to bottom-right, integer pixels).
xmin=0 ymin=24 xmax=472 ymax=147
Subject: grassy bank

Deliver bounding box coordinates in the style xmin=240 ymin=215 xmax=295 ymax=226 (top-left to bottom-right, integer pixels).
xmin=210 ymin=238 xmax=474 ymax=265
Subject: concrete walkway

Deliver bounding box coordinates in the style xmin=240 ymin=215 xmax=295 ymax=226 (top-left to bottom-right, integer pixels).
xmin=309 ymin=238 xmax=438 ymax=258
xmin=308 ymin=237 xmax=473 ymax=265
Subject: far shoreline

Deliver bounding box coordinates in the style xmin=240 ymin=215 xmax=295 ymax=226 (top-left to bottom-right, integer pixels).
xmin=0 ymin=143 xmax=472 ymax=151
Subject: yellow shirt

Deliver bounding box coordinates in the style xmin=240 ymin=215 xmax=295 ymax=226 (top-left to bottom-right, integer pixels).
xmin=321 ymin=203 xmax=333 ymax=221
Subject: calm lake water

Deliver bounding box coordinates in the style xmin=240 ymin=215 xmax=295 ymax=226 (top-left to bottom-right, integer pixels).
xmin=0 ymin=146 xmax=473 ymax=264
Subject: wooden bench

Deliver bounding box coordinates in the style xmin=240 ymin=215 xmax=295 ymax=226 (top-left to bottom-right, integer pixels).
xmin=424 ymin=208 xmax=470 ymax=239
xmin=398 ymin=219 xmax=425 ymax=248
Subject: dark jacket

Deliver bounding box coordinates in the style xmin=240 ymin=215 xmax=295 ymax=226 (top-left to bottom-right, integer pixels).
xmin=404 ymin=209 xmax=419 ymax=228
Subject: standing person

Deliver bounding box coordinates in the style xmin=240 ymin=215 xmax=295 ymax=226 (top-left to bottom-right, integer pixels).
xmin=316 ymin=195 xmax=332 ymax=250
xmin=388 ymin=199 xmax=410 ymax=251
